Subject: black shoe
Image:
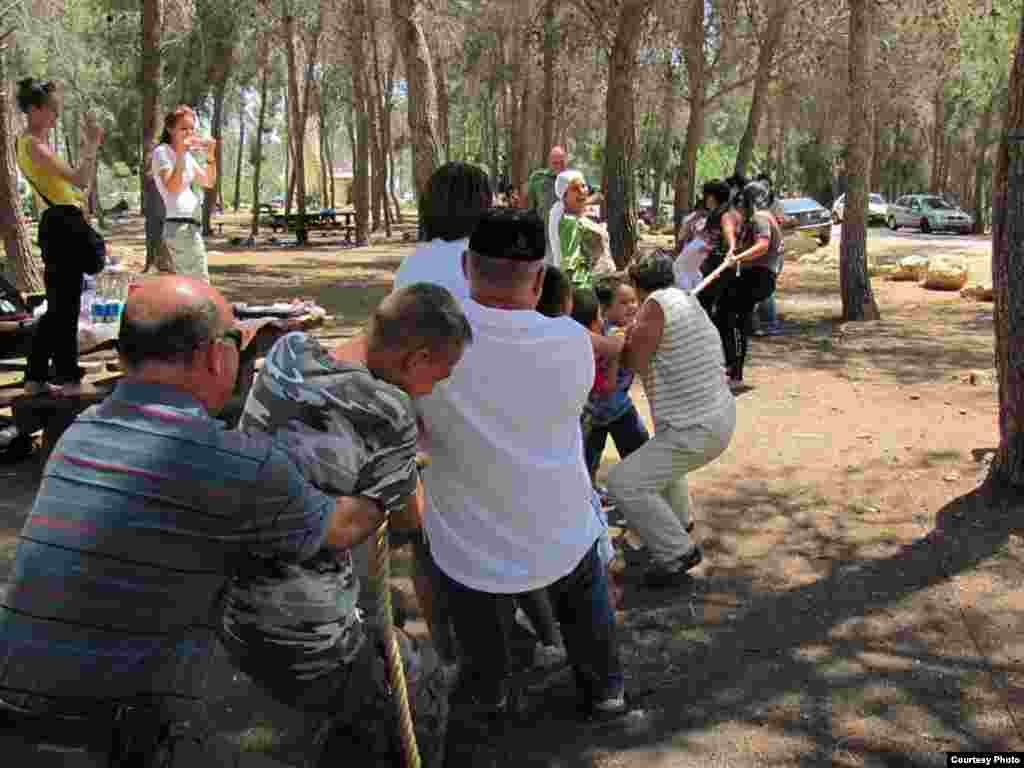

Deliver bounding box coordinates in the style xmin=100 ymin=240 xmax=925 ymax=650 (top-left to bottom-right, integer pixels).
xmin=643 ymin=545 xmax=703 ymax=589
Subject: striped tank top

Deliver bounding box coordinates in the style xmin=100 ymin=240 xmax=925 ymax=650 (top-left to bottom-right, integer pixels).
xmin=643 ymin=287 xmax=733 ymax=429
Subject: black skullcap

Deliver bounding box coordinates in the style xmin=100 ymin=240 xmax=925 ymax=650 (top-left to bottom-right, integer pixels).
xmin=468 ymin=208 xmax=546 ymax=261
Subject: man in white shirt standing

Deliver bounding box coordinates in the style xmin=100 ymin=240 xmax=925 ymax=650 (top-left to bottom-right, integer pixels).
xmin=415 ymin=209 xmax=625 ymax=764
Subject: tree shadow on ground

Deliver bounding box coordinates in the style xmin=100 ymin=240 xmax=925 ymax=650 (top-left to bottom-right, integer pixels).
xmin=501 ymin=488 xmax=1023 ymax=766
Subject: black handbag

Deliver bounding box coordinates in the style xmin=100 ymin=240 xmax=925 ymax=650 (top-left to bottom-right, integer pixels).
xmin=23 ymin=170 xmax=106 ymax=275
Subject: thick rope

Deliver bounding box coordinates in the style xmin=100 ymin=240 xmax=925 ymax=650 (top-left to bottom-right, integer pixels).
xmin=371 ymin=520 xmax=421 ymax=768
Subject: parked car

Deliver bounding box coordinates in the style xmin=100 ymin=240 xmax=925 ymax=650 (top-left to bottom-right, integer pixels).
xmin=777 ymin=197 xmax=833 ymax=246
xmin=832 ymin=193 xmax=889 ymax=224
xmin=887 ymin=194 xmax=974 ymax=234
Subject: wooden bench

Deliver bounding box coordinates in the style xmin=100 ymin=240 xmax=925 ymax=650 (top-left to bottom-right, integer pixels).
xmin=267 ymin=211 xmax=356 ymax=244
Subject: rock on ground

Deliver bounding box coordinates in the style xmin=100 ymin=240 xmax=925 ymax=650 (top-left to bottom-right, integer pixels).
xmin=924 ymin=255 xmax=968 ymax=291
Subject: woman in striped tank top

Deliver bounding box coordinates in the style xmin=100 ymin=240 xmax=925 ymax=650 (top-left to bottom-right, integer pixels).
xmin=604 ymin=251 xmax=736 ymax=588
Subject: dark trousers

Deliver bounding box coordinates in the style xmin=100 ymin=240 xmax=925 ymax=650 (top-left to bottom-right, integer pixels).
xmin=711 ymin=266 xmax=776 ymax=378
xmin=438 ymin=541 xmax=622 ymax=717
xmin=26 ymin=264 xmax=84 ymax=384
xmin=584 ymin=402 xmax=650 ymax=477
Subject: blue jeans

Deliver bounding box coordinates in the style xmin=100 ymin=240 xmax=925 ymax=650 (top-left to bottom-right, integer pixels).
xmin=584 ymin=402 xmax=650 ymax=476
xmin=438 ymin=542 xmax=622 ymax=716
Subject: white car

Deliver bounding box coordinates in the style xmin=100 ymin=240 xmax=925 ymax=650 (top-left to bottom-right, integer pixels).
xmin=832 ymin=193 xmax=889 ymax=224
xmin=887 ymin=194 xmax=975 ymax=234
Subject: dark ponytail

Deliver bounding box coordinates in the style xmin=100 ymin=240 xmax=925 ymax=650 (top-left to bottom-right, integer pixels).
xmin=16 ymin=78 xmax=56 ymax=114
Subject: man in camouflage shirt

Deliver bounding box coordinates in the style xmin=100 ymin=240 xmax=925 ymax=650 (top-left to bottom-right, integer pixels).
xmin=220 ymin=283 xmax=471 ymax=764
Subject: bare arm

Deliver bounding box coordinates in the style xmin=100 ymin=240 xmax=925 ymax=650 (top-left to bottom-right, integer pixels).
xmin=730 ymin=236 xmax=769 ymax=265
xmin=323 ymin=495 xmax=387 ymax=550
xmin=722 ymin=211 xmax=738 ymax=255
xmin=620 ymin=298 xmax=664 ymax=377
xmin=26 ymin=113 xmax=102 ymax=191
xmin=194 ymin=140 xmax=217 ymax=189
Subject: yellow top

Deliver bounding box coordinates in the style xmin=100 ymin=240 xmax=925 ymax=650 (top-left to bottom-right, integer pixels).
xmin=16 ymin=134 xmax=81 ymax=208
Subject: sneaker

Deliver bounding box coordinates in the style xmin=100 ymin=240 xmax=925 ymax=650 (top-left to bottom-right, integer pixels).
xmin=643 ymin=545 xmax=703 ymax=589
xmin=533 ymin=643 xmax=568 ymax=670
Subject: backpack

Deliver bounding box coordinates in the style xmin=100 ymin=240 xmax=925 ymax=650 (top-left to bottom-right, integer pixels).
xmin=0 ymin=275 xmax=31 ymax=322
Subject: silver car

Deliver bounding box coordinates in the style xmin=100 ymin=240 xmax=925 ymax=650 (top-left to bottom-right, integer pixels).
xmin=887 ymin=194 xmax=975 ymax=234
xmin=832 ymin=193 xmax=889 ymax=224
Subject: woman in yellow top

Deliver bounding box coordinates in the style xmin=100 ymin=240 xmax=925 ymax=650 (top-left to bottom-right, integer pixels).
xmin=15 ymin=78 xmax=104 ymax=395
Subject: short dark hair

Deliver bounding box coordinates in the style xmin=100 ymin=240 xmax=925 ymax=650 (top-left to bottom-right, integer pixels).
xmin=702 ymin=180 xmax=731 ymax=209
xmin=16 ymin=79 xmax=57 ymax=114
xmin=628 ymin=250 xmax=676 ymax=294
xmin=119 ymin=298 xmax=222 ymax=369
xmin=371 ymin=283 xmax=472 ymax=355
xmin=593 ymin=273 xmax=625 ymax=308
xmin=537 ymin=265 xmax=572 ymax=317
xmin=422 ymin=162 xmax=493 ymax=242
xmin=570 ymin=287 xmax=601 ymax=330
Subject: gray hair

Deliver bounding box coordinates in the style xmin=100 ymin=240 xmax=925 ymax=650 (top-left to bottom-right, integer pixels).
xmin=371 ymin=283 xmax=473 ymax=354
xmin=119 ymin=297 xmax=222 ymax=369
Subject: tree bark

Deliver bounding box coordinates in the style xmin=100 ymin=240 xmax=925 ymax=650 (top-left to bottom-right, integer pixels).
xmin=672 ymin=0 xmax=706 ymax=230
xmin=974 ymin=93 xmax=997 ymax=234
xmin=734 ymin=2 xmax=787 ymax=178
xmin=250 ymin=55 xmax=270 ymax=238
xmin=202 ymin=81 xmax=227 ymax=236
xmin=140 ymin=0 xmax=163 ymax=267
xmin=541 ymin=0 xmax=557 ymax=156
xmin=988 ymin=9 xmax=1024 ymax=491
xmin=349 ymin=0 xmax=371 ymax=243
xmin=603 ymin=0 xmax=649 ymax=268
xmin=391 ymin=0 xmax=441 ymax=237
xmin=283 ymin=6 xmax=321 ymax=242
xmin=651 ymin=58 xmax=678 ymax=227
xmin=0 ymin=34 xmax=42 ymax=293
xmin=839 ymin=0 xmax=880 ymax=322
xmin=233 ymin=96 xmax=246 ymax=211
xmin=369 ymin=6 xmax=388 ymax=231
xmin=433 ymin=47 xmax=450 ymax=163
xmin=930 ymin=84 xmax=945 ymax=193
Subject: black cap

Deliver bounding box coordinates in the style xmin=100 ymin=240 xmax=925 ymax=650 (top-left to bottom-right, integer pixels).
xmin=468 ymin=208 xmax=546 ymax=261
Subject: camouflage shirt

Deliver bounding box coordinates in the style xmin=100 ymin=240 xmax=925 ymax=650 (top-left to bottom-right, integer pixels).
xmin=220 ymin=332 xmax=418 ymax=695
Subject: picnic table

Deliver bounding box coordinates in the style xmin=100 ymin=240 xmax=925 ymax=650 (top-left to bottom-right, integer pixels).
xmin=1 ymin=303 xmax=328 ymax=461
xmin=267 ymin=209 xmax=357 ymax=244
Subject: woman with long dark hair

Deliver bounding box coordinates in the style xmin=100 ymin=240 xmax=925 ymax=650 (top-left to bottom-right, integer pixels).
xmin=152 ymin=105 xmax=217 ymax=280
xmin=15 ymin=78 xmax=104 ymax=395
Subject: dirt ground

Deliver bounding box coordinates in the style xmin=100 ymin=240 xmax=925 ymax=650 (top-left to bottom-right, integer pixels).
xmin=1 ymin=214 xmax=1021 ymax=766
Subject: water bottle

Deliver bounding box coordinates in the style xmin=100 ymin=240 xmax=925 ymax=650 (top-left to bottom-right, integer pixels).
xmin=91 ymin=296 xmax=103 ymax=324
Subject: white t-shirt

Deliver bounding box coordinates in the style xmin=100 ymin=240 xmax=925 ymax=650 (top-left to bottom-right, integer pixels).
xmin=392 ymin=237 xmax=470 ymax=302
xmin=152 ymin=144 xmax=202 ymax=219
xmin=416 ymin=299 xmax=602 ymax=593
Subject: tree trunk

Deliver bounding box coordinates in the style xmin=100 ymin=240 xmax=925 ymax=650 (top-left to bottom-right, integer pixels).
xmin=233 ymin=96 xmax=246 ymax=211
xmin=930 ymin=84 xmax=945 ymax=193
xmin=541 ymin=0 xmax=557 ymax=155
xmin=391 ymin=0 xmax=442 ymax=238
xmin=350 ymin=0 xmax=371 ymax=243
xmin=368 ymin=14 xmax=389 ymax=235
xmin=0 ymin=35 xmax=42 ymax=293
xmin=839 ymin=0 xmax=880 ymax=322
xmin=250 ymin=56 xmax=270 ymax=238
xmin=870 ymin=104 xmax=883 ymax=193
xmin=433 ymin=48 xmax=450 ymax=163
xmin=672 ymin=0 xmax=706 ymax=230
xmin=202 ymin=81 xmax=227 ymax=236
xmin=734 ymin=3 xmax=787 ymax=178
xmin=603 ymin=0 xmax=648 ymax=268
xmin=988 ymin=9 xmax=1024 ymax=491
xmin=974 ymin=93 xmax=997 ymax=235
xmin=140 ymin=0 xmax=163 ymax=268
xmin=651 ymin=59 xmax=678 ymax=227
xmin=384 ymin=50 xmax=402 ymax=224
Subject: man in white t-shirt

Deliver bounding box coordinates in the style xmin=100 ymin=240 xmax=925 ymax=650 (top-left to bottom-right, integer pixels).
xmin=416 ymin=209 xmax=625 ymax=763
